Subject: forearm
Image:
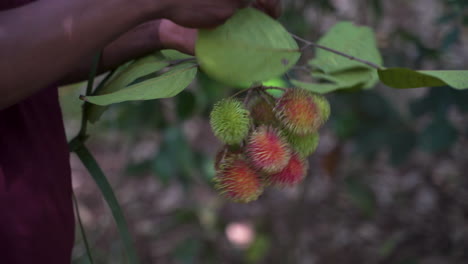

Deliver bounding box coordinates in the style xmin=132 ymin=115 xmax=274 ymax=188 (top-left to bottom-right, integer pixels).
xmin=59 ymin=20 xmax=164 ymax=85
xmin=0 ymin=0 xmax=159 ymax=109
xmin=60 ymin=18 xmax=198 ymax=85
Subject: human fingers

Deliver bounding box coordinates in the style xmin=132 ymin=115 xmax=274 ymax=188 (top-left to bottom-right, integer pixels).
xmin=252 ymin=0 xmax=282 ymax=19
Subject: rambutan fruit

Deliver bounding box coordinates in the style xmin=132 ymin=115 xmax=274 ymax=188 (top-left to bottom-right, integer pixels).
xmin=285 ymin=131 xmax=320 ymax=158
xmin=214 ymin=146 xmax=242 ymax=171
xmin=248 ymin=96 xmax=277 ymax=126
xmin=274 ymin=88 xmax=329 ymax=135
xmin=245 ymin=126 xmax=291 ymax=173
xmin=267 ymin=153 xmax=308 ymax=187
xmin=214 ymin=155 xmax=263 ymax=203
xmin=314 ymin=94 xmax=331 ymax=123
xmin=210 ymin=98 xmax=251 ymax=145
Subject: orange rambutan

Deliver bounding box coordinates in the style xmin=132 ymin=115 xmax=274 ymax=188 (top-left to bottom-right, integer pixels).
xmin=267 ymin=153 xmax=308 ymax=187
xmin=214 ymin=155 xmax=263 ymax=203
xmin=275 ymin=88 xmax=329 ymax=135
xmin=245 ymin=126 xmax=291 ymax=173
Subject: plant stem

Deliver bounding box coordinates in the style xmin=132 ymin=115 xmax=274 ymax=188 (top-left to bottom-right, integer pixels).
xmin=257 ymin=89 xmax=275 ymax=107
xmin=243 ymin=88 xmax=253 ymax=105
xmin=73 ymin=192 xmax=95 ymax=264
xmin=290 ymin=33 xmax=383 ymax=70
xmin=78 ymin=52 xmax=102 ymax=140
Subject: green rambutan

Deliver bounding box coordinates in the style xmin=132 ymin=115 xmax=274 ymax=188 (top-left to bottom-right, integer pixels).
xmin=314 ymin=94 xmax=331 ymax=123
xmin=245 ymin=126 xmax=291 ymax=173
xmin=267 ymin=153 xmax=308 ymax=187
xmin=285 ymin=131 xmax=320 ymax=158
xmin=214 ymin=155 xmax=263 ymax=203
xmin=210 ymin=98 xmax=251 ymax=145
xmin=248 ymin=96 xmax=277 ymax=126
xmin=274 ymin=88 xmax=329 ymax=135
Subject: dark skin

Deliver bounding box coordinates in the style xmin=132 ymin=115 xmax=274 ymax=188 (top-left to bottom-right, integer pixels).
xmin=0 ymin=0 xmax=281 ymax=110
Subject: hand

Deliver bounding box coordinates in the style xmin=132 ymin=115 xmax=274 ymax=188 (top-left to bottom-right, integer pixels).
xmin=158 ymin=0 xmax=248 ymax=28
xmin=252 ymin=0 xmax=282 ymax=19
xmin=158 ymin=19 xmax=198 ymax=55
xmin=158 ymin=0 xmax=283 ymax=55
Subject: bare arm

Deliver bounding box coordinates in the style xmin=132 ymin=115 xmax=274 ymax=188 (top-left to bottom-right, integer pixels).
xmin=0 ymin=0 xmax=156 ymax=109
xmin=59 ymin=19 xmax=198 ymax=85
xmin=0 ymin=0 xmax=245 ymax=110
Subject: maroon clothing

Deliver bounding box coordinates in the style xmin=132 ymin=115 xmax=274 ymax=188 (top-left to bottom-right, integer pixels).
xmin=0 ymin=1 xmax=75 ymax=263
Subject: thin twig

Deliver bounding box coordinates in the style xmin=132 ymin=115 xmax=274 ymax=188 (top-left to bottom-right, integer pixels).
xmin=243 ymin=89 xmax=254 ymax=105
xmin=229 ymin=83 xmax=262 ymax=99
xmin=291 ymin=33 xmax=383 ymax=70
xmin=257 ymin=89 xmax=276 ymax=108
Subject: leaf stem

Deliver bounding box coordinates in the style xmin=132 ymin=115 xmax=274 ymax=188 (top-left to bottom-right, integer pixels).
xmin=78 ymin=52 xmax=102 ymax=140
xmin=290 ymin=33 xmax=383 ymax=70
xmin=167 ymin=57 xmax=197 ymax=66
xmin=243 ymin=89 xmax=253 ymax=105
xmin=257 ymin=89 xmax=276 ymax=108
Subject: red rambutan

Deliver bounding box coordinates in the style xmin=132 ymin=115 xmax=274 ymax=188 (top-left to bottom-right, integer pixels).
xmin=275 ymin=88 xmax=327 ymax=135
xmin=214 ymin=155 xmax=263 ymax=203
xmin=267 ymin=153 xmax=308 ymax=187
xmin=245 ymin=126 xmax=291 ymax=173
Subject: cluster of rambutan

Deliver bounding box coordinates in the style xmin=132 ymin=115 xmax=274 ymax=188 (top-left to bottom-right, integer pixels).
xmin=210 ymin=87 xmax=330 ymax=203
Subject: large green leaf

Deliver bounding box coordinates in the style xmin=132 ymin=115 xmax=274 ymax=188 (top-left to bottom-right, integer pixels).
xmin=378 ymin=68 xmax=468 ymax=89
xmin=99 ymin=53 xmax=169 ymax=96
xmin=309 ymin=22 xmax=383 ymax=73
xmin=87 ymin=53 xmax=170 ymax=122
xmin=84 ymin=63 xmax=197 ymax=106
xmin=195 ymin=8 xmax=300 ymax=87
xmin=74 ymin=143 xmax=139 ymax=264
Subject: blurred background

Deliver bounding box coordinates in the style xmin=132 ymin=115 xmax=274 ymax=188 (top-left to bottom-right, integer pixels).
xmin=63 ymin=0 xmax=468 ymax=263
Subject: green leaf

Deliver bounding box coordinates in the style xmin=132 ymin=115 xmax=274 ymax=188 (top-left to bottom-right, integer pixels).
xmin=292 ymin=80 xmax=352 ymax=94
xmin=74 ymin=144 xmax=139 ymax=264
xmin=99 ymin=54 xmax=170 ymax=97
xmin=161 ymin=49 xmax=194 ymax=60
xmin=88 ymin=53 xmax=169 ymax=122
xmin=311 ymin=68 xmax=372 ymax=85
xmin=195 ymin=8 xmax=300 ymax=87
xmin=84 ymin=63 xmax=197 ymax=106
xmin=309 ymin=22 xmax=383 ymax=73
xmin=378 ymin=68 xmax=468 ymax=89
xmin=291 ymin=68 xmax=376 ymax=94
